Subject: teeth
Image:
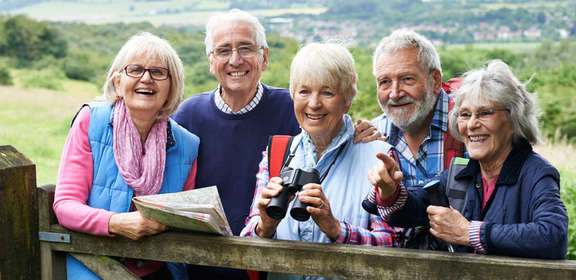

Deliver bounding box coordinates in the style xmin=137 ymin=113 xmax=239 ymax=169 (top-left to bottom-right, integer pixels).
xmin=306 ymin=114 xmax=324 ymax=120
xmin=469 ymin=135 xmax=488 ymax=142
xmin=230 ymin=72 xmax=247 ymax=77
xmin=135 ymin=89 xmax=155 ymax=94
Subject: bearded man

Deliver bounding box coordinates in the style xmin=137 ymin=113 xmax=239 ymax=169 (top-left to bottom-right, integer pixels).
xmin=369 ymin=29 xmax=465 ymax=250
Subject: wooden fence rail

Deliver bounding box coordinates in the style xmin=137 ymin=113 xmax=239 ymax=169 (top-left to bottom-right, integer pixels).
xmin=3 ymin=145 xmax=576 ymax=279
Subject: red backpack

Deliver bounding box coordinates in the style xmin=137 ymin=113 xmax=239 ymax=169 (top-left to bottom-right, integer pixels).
xmin=441 ymin=78 xmax=465 ymax=169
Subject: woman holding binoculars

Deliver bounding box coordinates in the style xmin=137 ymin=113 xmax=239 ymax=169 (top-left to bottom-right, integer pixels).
xmin=241 ymin=42 xmax=401 ymax=279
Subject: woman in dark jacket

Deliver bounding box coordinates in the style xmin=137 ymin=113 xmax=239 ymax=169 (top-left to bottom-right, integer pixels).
xmin=366 ymin=60 xmax=568 ymax=259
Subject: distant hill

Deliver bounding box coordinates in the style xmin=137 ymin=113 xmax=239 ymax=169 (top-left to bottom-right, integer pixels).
xmin=2 ymin=0 xmax=574 ymax=45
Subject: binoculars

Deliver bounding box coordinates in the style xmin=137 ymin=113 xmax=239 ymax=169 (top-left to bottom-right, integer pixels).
xmin=265 ymin=167 xmax=320 ymax=221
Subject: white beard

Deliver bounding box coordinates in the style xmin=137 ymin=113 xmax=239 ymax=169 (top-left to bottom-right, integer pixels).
xmin=379 ymin=86 xmax=437 ymax=134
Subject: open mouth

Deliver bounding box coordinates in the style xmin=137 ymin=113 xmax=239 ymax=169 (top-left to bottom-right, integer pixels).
xmin=306 ymin=113 xmax=326 ymax=120
xmin=468 ymin=135 xmax=488 ymax=142
xmin=135 ymin=89 xmax=156 ymax=95
xmin=229 ymin=71 xmax=249 ymax=77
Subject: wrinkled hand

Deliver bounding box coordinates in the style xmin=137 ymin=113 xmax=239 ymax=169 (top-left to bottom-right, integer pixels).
xmin=427 ymin=206 xmax=470 ymax=246
xmin=256 ymin=177 xmax=288 ymax=238
xmin=353 ymin=120 xmax=386 ymax=144
xmin=367 ymin=152 xmax=403 ymax=199
xmin=108 ymin=211 xmax=166 ymax=240
xmin=298 ymin=183 xmax=340 ymax=240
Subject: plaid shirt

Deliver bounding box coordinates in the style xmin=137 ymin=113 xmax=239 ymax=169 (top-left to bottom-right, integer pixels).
xmin=373 ymin=89 xmax=451 ymax=187
xmin=214 ymin=82 xmax=263 ymax=115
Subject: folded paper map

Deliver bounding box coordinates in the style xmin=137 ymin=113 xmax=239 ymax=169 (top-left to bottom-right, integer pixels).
xmin=133 ymin=186 xmax=232 ymax=236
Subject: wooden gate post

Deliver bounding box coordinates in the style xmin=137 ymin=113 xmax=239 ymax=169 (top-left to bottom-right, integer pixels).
xmin=0 ymin=145 xmax=40 ymax=280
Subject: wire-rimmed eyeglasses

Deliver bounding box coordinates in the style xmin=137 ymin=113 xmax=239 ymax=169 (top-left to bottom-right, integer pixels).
xmin=210 ymin=45 xmax=264 ymax=61
xmin=457 ymin=108 xmax=510 ymax=122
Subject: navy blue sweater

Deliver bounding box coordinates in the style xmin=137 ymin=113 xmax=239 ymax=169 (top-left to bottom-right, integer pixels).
xmin=173 ymin=84 xmax=300 ymax=235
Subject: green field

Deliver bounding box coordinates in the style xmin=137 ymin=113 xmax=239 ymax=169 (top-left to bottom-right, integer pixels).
xmin=445 ymin=42 xmax=543 ymax=52
xmin=10 ymin=1 xmax=327 ymax=26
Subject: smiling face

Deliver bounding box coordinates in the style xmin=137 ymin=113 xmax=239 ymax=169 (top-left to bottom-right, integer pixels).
xmin=208 ymin=20 xmax=268 ymax=98
xmin=114 ymin=54 xmax=171 ymax=118
xmin=457 ymin=98 xmax=514 ymax=165
xmin=374 ymin=48 xmax=441 ymax=132
xmin=293 ymin=82 xmax=350 ymax=145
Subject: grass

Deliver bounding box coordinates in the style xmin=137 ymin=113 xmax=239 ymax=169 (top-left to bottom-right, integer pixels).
xmin=535 ymin=140 xmax=576 ymax=260
xmin=0 ymin=75 xmax=100 ymax=186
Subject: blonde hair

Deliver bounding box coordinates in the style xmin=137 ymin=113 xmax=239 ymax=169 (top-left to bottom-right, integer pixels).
xmin=289 ymin=42 xmax=358 ymax=106
xmin=102 ymin=32 xmax=184 ymax=119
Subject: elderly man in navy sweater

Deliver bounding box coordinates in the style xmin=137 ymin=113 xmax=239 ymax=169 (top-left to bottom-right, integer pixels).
xmin=173 ymin=9 xmax=300 ymax=279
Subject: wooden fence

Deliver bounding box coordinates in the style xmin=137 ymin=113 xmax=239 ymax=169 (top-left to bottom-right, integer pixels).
xmin=3 ymin=145 xmax=576 ymax=279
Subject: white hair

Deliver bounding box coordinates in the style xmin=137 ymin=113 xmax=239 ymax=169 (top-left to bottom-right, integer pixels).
xmin=102 ymin=32 xmax=184 ymax=119
xmin=204 ymin=9 xmax=268 ymax=55
xmin=373 ymin=29 xmax=442 ymax=76
xmin=448 ymin=60 xmax=542 ymax=144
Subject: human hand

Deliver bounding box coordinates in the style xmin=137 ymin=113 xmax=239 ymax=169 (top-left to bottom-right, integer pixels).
xmin=367 ymin=152 xmax=403 ymax=199
xmin=353 ymin=120 xmax=387 ymax=144
xmin=298 ymin=183 xmax=340 ymax=240
xmin=256 ymin=177 xmax=287 ymax=238
xmin=108 ymin=211 xmax=166 ymax=240
xmin=427 ymin=206 xmax=470 ymax=246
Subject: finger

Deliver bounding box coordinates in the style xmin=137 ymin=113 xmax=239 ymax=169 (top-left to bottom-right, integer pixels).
xmin=361 ymin=130 xmax=382 ymax=143
xmin=376 ymin=152 xmax=396 ymax=171
xmin=427 ymin=205 xmax=448 ymax=215
xmin=270 ymin=176 xmax=284 ymax=185
xmin=301 ymin=183 xmax=322 ymax=191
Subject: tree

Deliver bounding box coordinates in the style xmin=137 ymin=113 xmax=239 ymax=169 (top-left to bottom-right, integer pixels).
xmin=2 ymin=16 xmax=67 ymax=63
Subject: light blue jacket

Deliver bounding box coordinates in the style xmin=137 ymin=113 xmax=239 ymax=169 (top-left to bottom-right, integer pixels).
xmin=66 ymin=102 xmax=199 ymax=279
xmin=271 ymin=115 xmax=393 ymax=280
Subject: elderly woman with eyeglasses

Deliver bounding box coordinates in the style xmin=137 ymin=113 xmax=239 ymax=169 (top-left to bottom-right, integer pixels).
xmin=53 ymin=32 xmax=198 ymax=279
xmin=365 ymin=60 xmax=568 ymax=259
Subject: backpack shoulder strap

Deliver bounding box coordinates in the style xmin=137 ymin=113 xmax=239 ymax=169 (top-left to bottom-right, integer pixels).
xmin=443 ymin=94 xmax=465 ymax=169
xmin=445 ymin=157 xmax=470 ymax=212
xmin=267 ymin=135 xmax=294 ymax=178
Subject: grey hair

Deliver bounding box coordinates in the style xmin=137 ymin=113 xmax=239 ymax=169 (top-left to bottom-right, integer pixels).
xmin=289 ymin=42 xmax=358 ymax=106
xmin=204 ymin=9 xmax=268 ymax=55
xmin=372 ymin=29 xmax=442 ymax=76
xmin=102 ymin=32 xmax=184 ymax=119
xmin=448 ymin=59 xmax=542 ymax=144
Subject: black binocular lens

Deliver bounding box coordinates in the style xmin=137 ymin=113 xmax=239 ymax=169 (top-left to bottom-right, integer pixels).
xmin=265 ymin=167 xmax=320 ymax=221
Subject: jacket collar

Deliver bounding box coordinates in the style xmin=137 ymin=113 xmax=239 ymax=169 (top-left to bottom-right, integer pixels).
xmin=455 ymin=138 xmax=532 ymax=186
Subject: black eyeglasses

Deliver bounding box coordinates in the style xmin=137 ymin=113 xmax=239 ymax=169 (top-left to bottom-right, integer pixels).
xmin=124 ymin=64 xmax=170 ymax=81
xmin=457 ymin=108 xmax=510 ymax=122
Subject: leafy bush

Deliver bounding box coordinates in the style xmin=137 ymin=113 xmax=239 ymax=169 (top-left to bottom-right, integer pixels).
xmin=63 ymin=48 xmax=108 ymax=83
xmin=0 ymin=67 xmax=13 ymax=85
xmin=19 ymin=68 xmax=66 ymax=90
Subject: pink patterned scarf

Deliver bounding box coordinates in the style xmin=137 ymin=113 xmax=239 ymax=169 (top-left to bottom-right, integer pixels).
xmin=113 ymin=99 xmax=167 ymax=197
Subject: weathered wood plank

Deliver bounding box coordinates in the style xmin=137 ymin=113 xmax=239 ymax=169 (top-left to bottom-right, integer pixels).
xmin=42 ymin=224 xmax=576 ymax=280
xmin=39 ymin=184 xmax=66 ymax=280
xmin=0 ymin=146 xmax=40 ymax=280
xmin=71 ymin=253 xmax=139 ymax=280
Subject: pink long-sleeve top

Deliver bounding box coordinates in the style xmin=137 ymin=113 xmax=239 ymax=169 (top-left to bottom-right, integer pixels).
xmin=53 ymin=106 xmax=197 ymax=236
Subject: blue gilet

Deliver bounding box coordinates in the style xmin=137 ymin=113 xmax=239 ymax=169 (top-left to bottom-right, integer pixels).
xmin=66 ymin=102 xmax=199 ymax=279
